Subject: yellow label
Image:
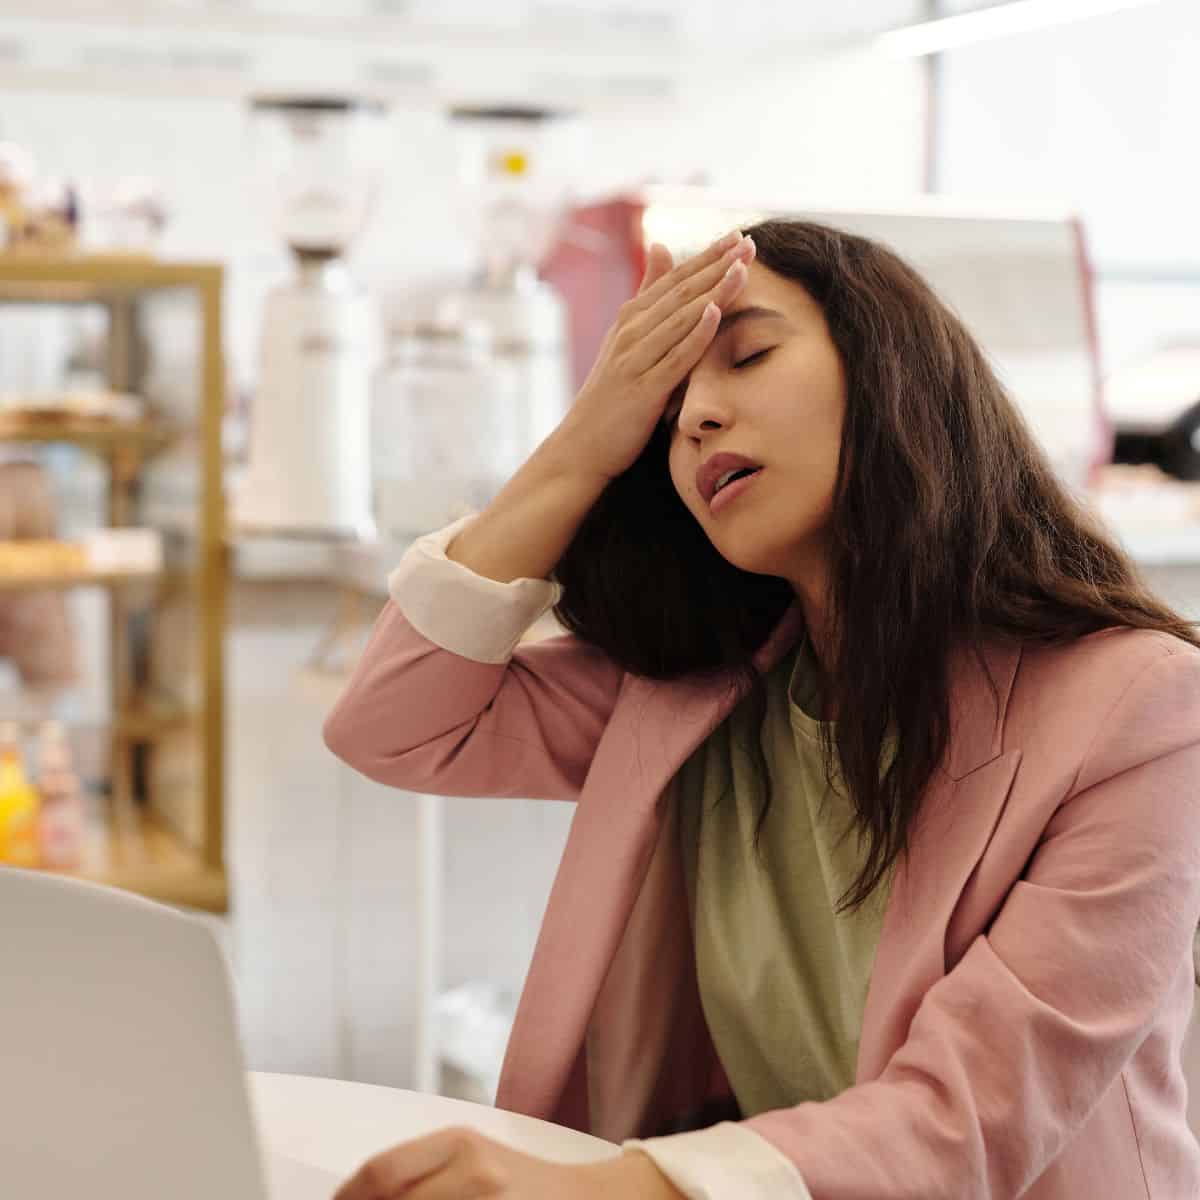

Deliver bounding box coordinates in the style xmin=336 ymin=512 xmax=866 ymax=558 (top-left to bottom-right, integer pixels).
xmin=495 ymin=149 xmax=530 ymax=177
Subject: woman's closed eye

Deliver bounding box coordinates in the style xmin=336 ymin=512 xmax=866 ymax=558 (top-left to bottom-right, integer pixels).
xmin=662 ymin=349 xmax=773 ymax=427
xmin=733 ymin=348 xmax=772 ymax=370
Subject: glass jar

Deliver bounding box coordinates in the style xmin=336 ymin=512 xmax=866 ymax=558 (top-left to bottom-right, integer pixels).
xmin=370 ymin=318 xmax=523 ymax=542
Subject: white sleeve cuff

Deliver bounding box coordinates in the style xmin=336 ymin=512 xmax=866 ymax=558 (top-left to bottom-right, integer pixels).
xmin=385 ymin=513 xmax=565 ymax=665
xmin=621 ymin=1122 xmax=813 ymax=1200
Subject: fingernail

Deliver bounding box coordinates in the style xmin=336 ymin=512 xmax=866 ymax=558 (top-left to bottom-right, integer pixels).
xmin=736 ymin=235 xmax=756 ymax=258
xmin=716 ymin=229 xmax=742 ymax=251
xmin=724 ymin=260 xmax=746 ymax=282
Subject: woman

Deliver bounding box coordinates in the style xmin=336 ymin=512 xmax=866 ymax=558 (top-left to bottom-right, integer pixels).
xmin=324 ymin=221 xmax=1200 ymax=1199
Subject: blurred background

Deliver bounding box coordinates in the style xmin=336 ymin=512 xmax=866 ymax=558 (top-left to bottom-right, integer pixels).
xmin=0 ymin=0 xmax=1198 ymax=1126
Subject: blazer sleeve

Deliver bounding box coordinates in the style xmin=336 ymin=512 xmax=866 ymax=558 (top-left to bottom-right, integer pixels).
xmin=625 ymin=643 xmax=1200 ymax=1200
xmin=323 ymin=514 xmax=626 ymax=801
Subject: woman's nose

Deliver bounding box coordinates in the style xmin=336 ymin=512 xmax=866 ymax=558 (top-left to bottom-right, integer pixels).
xmin=676 ymin=379 xmax=733 ymax=438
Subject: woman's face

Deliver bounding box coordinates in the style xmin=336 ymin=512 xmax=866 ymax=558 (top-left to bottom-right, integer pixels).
xmin=664 ymin=263 xmax=847 ymax=588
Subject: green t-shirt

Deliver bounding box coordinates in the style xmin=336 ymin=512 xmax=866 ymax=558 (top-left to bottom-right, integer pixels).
xmin=674 ymin=636 xmax=895 ymax=1118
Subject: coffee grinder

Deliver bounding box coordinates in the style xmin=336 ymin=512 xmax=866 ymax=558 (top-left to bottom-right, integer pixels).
xmin=235 ymin=95 xmax=387 ymax=539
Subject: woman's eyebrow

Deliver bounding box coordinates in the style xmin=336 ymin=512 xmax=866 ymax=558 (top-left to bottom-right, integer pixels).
xmin=716 ymin=306 xmax=790 ymax=337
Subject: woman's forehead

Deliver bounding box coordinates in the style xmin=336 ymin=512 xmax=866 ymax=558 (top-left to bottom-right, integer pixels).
xmin=737 ymin=263 xmax=823 ymax=325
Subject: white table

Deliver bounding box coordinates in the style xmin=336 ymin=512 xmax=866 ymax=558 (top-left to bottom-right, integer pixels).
xmin=249 ymin=1071 xmax=621 ymax=1197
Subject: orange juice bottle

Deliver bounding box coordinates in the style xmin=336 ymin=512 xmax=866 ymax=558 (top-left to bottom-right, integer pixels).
xmin=0 ymin=722 xmax=40 ymax=867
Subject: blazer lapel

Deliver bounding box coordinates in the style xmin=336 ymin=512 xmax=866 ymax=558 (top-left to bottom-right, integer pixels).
xmin=497 ymin=602 xmax=807 ymax=1121
xmin=856 ymin=639 xmax=1023 ymax=1082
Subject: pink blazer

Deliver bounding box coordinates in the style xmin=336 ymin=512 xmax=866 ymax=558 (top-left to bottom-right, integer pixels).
xmin=325 ymin=548 xmax=1200 ymax=1199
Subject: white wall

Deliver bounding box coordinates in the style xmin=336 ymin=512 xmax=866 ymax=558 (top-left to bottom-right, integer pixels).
xmin=937 ymin=0 xmax=1200 ymax=373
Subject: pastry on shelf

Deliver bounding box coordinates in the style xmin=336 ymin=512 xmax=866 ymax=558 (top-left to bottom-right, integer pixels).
xmin=0 ymin=540 xmax=88 ymax=576
xmin=0 ymin=390 xmax=145 ymax=427
xmin=0 ymin=461 xmax=78 ymax=688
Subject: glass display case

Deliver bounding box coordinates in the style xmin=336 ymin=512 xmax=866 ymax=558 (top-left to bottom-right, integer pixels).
xmin=0 ymin=254 xmax=227 ymax=911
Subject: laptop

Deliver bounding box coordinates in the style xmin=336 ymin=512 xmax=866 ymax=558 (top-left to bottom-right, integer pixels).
xmin=0 ymin=866 xmax=343 ymax=1199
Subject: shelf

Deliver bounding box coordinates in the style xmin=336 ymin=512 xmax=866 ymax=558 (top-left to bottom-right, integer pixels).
xmin=42 ymin=805 xmax=228 ymax=913
xmin=0 ymin=565 xmax=163 ymax=591
xmin=0 ymin=413 xmax=175 ymax=457
xmin=11 ymin=702 xmax=191 ymax=742
xmin=1106 ymin=527 xmax=1200 ymax=568
xmin=0 ymin=255 xmax=222 ymax=304
xmin=0 ymin=3 xmax=684 ymax=57
xmin=115 ymin=697 xmax=193 ymax=742
xmin=1087 ymin=467 xmax=1200 ymax=567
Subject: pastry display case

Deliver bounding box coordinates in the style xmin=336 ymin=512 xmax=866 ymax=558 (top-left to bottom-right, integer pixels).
xmin=0 ymin=255 xmax=227 ymax=911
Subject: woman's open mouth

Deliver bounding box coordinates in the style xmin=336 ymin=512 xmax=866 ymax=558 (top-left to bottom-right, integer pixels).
xmin=709 ymin=467 xmax=762 ymax=514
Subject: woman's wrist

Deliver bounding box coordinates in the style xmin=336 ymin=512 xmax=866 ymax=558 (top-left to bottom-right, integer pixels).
xmin=578 ymin=1149 xmax=688 ymax=1199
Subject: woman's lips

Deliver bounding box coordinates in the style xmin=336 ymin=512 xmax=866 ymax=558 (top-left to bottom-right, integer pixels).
xmin=709 ymin=467 xmax=762 ymax=514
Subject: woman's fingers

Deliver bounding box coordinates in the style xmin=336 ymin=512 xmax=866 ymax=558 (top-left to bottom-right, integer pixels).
xmin=626 ymin=235 xmax=755 ymax=352
xmin=625 ymin=228 xmax=743 ymax=317
xmin=638 ymin=242 xmax=674 ymax=294
xmin=623 ymin=255 xmax=750 ymax=377
xmin=644 ymin=300 xmax=722 ymax=396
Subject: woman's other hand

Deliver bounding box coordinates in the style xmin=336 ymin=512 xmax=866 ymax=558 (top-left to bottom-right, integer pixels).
xmin=332 ymin=1125 xmax=687 ymax=1199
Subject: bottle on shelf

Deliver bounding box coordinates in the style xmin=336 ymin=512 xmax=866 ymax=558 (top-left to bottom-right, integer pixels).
xmin=0 ymin=721 xmax=40 ymax=866
xmin=35 ymin=720 xmax=83 ymax=870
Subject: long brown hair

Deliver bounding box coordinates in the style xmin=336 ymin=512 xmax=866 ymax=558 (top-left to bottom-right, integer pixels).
xmin=550 ymin=218 xmax=1200 ymax=913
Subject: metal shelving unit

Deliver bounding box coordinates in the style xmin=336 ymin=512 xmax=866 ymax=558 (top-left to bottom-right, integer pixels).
xmin=0 ymin=253 xmax=228 ymax=912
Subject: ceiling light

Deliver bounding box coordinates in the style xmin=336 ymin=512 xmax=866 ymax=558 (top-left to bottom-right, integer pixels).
xmin=875 ymin=0 xmax=1164 ymax=58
